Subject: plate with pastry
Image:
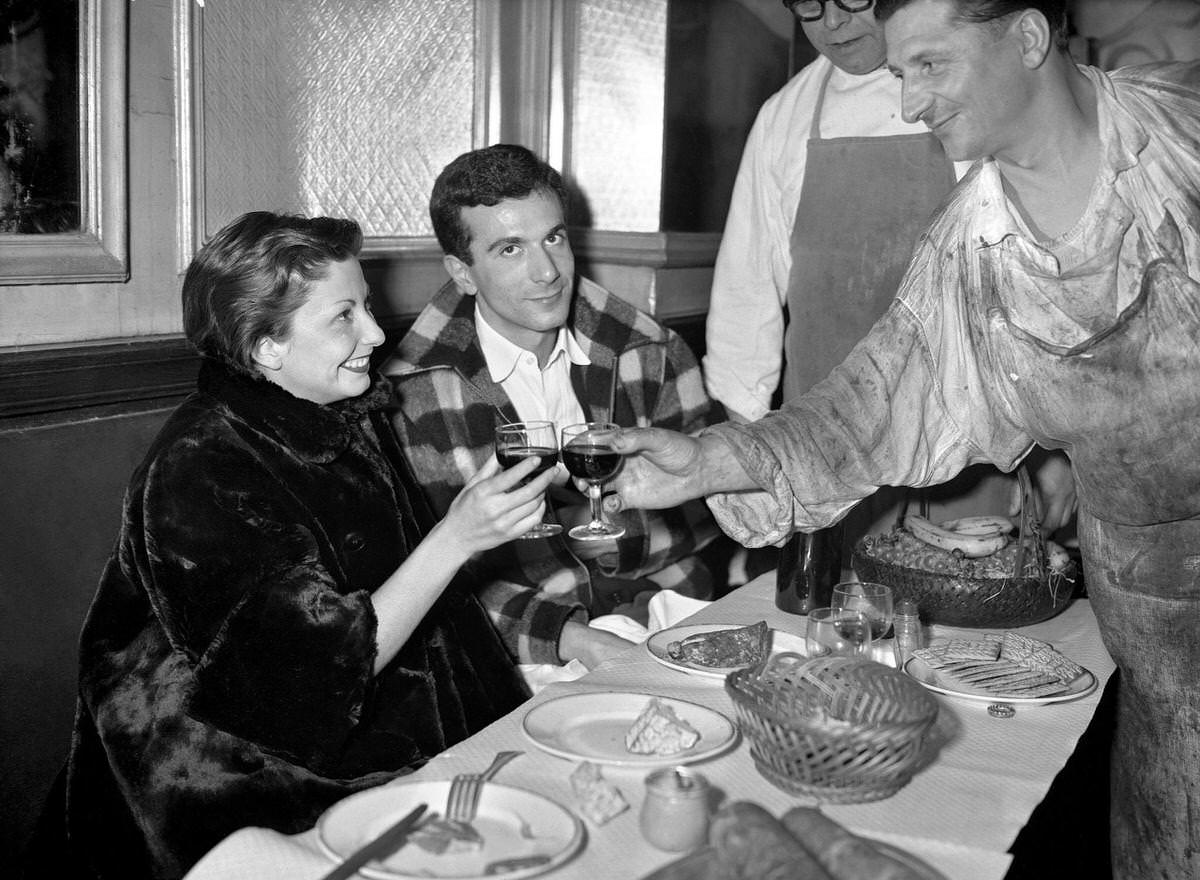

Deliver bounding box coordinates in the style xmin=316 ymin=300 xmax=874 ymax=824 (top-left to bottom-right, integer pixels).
xmin=316 ymin=779 xmax=583 ymax=880
xmin=521 ymin=691 xmax=737 ymax=767
xmin=904 ymin=631 xmax=1097 ymax=706
xmin=646 ymin=621 xmax=813 ymax=680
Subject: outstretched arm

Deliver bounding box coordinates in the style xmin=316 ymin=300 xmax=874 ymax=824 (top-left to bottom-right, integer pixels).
xmin=604 ymin=427 xmax=756 ymax=513
xmin=372 ymin=455 xmax=552 ymax=672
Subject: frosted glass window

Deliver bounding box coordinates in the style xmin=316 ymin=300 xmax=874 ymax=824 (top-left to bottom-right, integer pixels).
xmin=568 ymin=0 xmax=666 ymax=232
xmin=200 ymin=0 xmax=476 ymax=238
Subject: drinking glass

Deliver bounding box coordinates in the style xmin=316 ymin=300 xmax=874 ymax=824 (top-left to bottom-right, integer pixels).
xmin=560 ymin=422 xmax=626 ymax=540
xmin=832 ymin=581 xmax=894 ymax=641
xmin=806 ymin=607 xmax=874 ymax=658
xmin=494 ymin=420 xmax=562 ymax=539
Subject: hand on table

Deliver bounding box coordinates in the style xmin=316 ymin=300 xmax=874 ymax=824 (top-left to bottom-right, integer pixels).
xmin=557 ymin=620 xmax=637 ymax=669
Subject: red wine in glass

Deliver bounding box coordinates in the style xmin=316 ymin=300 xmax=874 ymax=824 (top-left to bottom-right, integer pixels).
xmin=495 ymin=421 xmax=562 ymax=539
xmin=497 ymin=446 xmax=560 ymax=482
xmin=561 ymin=445 xmax=621 ymax=482
xmin=561 ymin=422 xmax=626 ymax=541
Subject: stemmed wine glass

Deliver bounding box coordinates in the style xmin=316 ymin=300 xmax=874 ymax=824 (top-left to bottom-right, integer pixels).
xmin=494 ymin=420 xmax=562 ymax=539
xmin=832 ymin=581 xmax=894 ymax=642
xmin=806 ymin=607 xmax=873 ymax=658
xmin=560 ymin=422 xmax=626 ymax=541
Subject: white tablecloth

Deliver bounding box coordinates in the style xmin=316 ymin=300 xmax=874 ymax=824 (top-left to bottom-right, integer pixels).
xmin=185 ymin=573 xmax=1116 ymax=880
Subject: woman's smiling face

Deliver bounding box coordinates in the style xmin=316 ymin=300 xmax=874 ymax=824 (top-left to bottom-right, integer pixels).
xmin=257 ymin=257 xmax=385 ymax=404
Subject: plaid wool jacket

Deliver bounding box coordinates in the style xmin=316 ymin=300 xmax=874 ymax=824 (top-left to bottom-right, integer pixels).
xmin=383 ymin=278 xmax=728 ymax=664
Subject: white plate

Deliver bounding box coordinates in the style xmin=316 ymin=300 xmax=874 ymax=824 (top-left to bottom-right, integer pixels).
xmin=316 ymin=780 xmax=583 ymax=880
xmin=521 ymin=691 xmax=737 ymax=767
xmin=645 ymin=623 xmax=813 ymax=680
xmin=903 ymin=654 xmax=1098 ymax=706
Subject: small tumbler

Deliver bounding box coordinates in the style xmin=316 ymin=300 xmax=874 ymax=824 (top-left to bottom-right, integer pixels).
xmin=640 ymin=767 xmax=710 ymax=852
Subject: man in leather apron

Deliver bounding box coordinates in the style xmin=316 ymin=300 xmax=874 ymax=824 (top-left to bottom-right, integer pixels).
xmin=608 ymin=2 xmax=1200 ymax=875
xmin=705 ymin=0 xmax=1072 ymax=577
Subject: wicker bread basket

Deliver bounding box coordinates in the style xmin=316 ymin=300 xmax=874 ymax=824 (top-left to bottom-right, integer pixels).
xmin=725 ymin=653 xmax=938 ymax=804
xmin=851 ymin=467 xmax=1077 ymax=628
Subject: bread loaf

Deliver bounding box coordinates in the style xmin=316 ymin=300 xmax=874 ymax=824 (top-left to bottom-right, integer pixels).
xmin=709 ymin=802 xmax=834 ymax=880
xmin=782 ymin=807 xmax=927 ymax=880
xmin=640 ymin=845 xmax=730 ymax=880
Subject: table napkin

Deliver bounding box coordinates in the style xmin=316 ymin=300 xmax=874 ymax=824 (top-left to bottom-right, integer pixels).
xmin=517 ymin=591 xmax=712 ymax=693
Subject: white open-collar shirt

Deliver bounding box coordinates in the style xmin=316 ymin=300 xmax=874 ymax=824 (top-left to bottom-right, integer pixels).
xmin=475 ymin=307 xmax=589 ymax=482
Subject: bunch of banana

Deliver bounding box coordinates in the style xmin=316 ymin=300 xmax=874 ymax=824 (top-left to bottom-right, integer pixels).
xmin=904 ymin=514 xmax=1014 ymax=558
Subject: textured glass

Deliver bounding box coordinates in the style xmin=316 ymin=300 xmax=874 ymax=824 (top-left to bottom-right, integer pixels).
xmin=569 ymin=0 xmax=667 ymax=232
xmin=201 ymin=0 xmax=475 ymax=238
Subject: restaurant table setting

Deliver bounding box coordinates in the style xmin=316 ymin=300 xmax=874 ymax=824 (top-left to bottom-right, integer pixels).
xmin=184 ymin=571 xmax=1115 ymax=880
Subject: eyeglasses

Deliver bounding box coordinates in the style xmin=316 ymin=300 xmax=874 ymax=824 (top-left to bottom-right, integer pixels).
xmin=783 ymin=0 xmax=875 ymax=22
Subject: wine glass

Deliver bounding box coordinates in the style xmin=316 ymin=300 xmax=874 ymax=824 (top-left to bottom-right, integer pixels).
xmin=832 ymin=581 xmax=894 ymax=642
xmin=494 ymin=420 xmax=562 ymax=539
xmin=806 ymin=607 xmax=873 ymax=658
xmin=560 ymin=422 xmax=626 ymax=541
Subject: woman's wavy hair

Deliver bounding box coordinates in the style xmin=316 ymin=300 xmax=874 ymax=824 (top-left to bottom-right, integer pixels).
xmin=182 ymin=211 xmax=363 ymax=375
xmin=429 ymin=144 xmax=569 ymax=265
xmin=874 ymin=0 xmax=1069 ymax=49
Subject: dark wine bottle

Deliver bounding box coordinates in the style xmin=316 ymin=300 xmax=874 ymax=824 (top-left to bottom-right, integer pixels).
xmin=775 ymin=523 xmax=844 ymax=615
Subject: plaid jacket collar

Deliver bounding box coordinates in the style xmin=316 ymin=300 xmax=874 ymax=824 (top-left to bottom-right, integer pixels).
xmin=389 ymin=276 xmax=664 ymax=424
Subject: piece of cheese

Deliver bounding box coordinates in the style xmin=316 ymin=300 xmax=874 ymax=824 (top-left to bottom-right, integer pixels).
xmin=624 ymin=697 xmax=701 ymax=756
xmin=570 ymin=761 xmax=629 ymax=825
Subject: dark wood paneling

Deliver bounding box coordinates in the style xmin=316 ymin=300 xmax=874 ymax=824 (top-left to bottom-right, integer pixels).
xmin=0 ymin=311 xmax=707 ymax=423
xmin=0 ymin=338 xmax=200 ymax=419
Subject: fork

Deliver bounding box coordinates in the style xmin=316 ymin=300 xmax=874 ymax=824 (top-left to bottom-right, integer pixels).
xmin=445 ymin=750 xmax=523 ymax=824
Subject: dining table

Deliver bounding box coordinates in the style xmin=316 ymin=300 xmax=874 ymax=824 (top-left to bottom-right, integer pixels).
xmin=184 ymin=570 xmax=1116 ymax=880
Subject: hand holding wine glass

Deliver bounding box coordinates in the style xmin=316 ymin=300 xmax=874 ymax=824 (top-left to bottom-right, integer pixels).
xmin=561 ymin=422 xmax=626 ymax=540
xmin=494 ymin=420 xmax=562 ymax=539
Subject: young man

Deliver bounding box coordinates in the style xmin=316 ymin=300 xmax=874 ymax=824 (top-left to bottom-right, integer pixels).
xmin=608 ymin=3 xmax=1200 ymax=876
xmin=384 ymin=144 xmax=729 ymax=671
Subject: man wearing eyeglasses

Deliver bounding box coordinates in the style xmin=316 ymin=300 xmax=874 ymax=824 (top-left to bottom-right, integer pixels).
xmin=705 ymin=0 xmax=1074 ymax=581
xmin=706 ymin=0 xmax=946 ymax=424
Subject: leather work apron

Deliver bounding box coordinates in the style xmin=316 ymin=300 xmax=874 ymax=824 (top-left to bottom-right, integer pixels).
xmin=784 ymin=65 xmax=955 ymax=399
xmin=980 ymin=235 xmax=1200 ymax=878
xmin=781 ymin=68 xmax=1005 ymax=554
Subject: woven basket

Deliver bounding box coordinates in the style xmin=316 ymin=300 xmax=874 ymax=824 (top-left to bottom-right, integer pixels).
xmin=851 ymin=468 xmax=1077 ymax=629
xmin=725 ymin=653 xmax=938 ymax=804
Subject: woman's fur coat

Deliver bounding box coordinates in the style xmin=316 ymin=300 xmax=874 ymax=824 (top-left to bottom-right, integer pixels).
xmin=53 ymin=361 xmax=528 ymax=879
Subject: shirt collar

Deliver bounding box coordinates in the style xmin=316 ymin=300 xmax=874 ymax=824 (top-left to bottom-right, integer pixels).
xmin=968 ymin=65 xmax=1146 ymax=250
xmin=475 ymin=306 xmax=590 ymax=383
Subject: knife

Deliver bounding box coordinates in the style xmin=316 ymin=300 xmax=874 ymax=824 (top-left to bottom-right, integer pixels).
xmin=318 ymin=802 xmax=428 ymax=880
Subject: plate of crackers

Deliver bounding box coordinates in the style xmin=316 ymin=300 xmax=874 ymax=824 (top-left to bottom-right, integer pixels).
xmin=903 ymin=631 xmax=1097 ymax=705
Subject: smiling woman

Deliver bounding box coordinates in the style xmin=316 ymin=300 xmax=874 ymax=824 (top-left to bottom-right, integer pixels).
xmin=33 ymin=211 xmax=556 ymax=880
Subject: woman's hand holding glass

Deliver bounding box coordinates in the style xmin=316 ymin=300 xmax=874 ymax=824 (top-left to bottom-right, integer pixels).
xmin=442 ymin=453 xmax=557 ymax=555
xmin=494 ymin=421 xmax=563 ymax=539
